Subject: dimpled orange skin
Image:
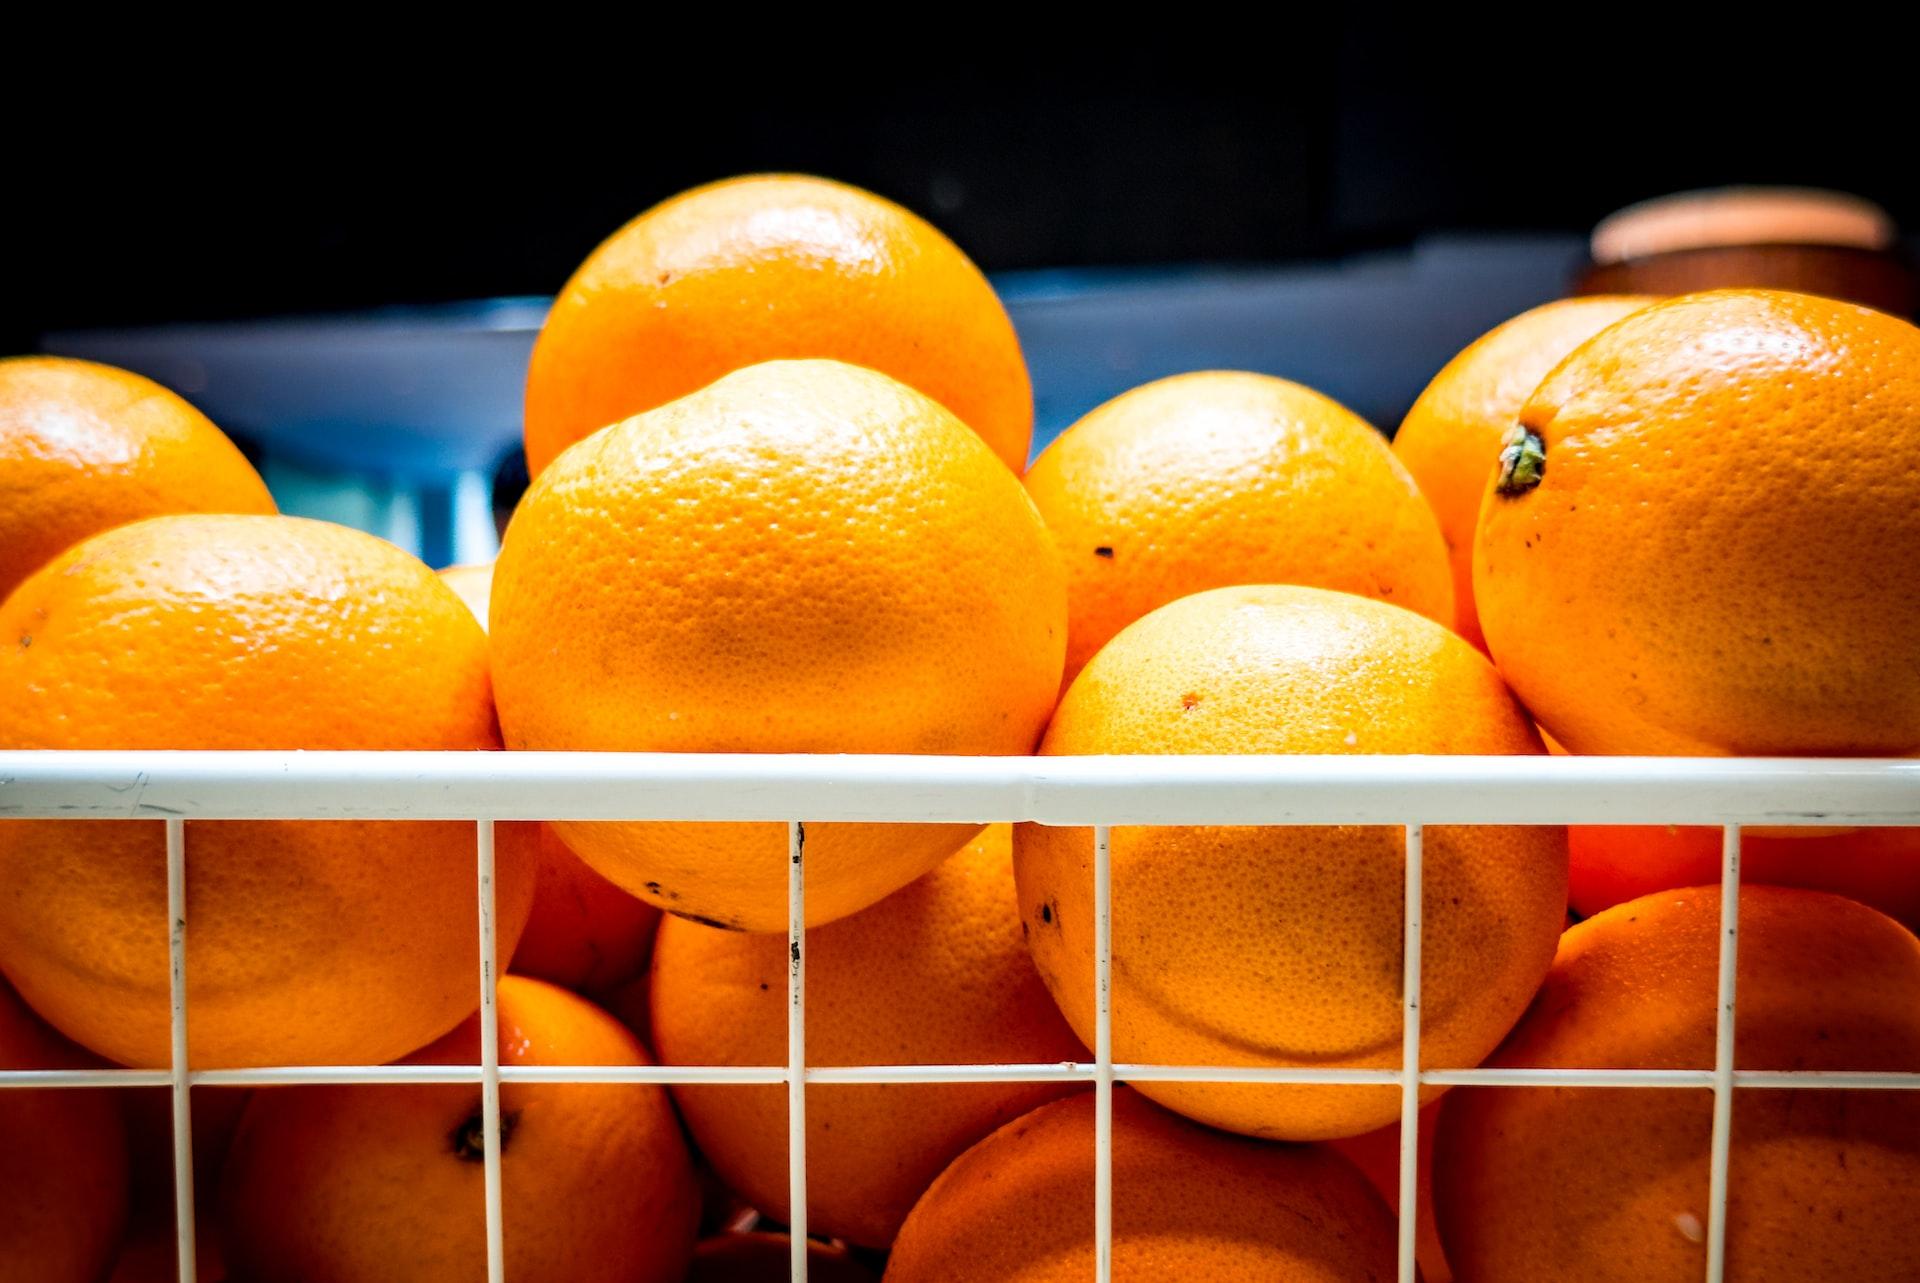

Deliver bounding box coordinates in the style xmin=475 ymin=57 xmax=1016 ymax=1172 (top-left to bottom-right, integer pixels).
xmin=220 ymin=976 xmax=697 ymax=1283
xmin=1017 ymin=584 xmax=1567 ymax=1140
xmin=0 ymin=356 xmax=275 ymax=604
xmin=523 ymin=174 xmax=1032 ymax=476
xmin=1392 ymin=296 xmax=1654 ymax=649
xmin=1024 ymin=371 xmax=1453 ymax=684
xmin=511 ymin=825 xmax=662 ymax=994
xmin=1435 ymin=886 xmax=1920 ymax=1281
xmin=493 ymin=360 xmax=1066 ymax=931
xmin=688 ymin=1233 xmax=876 ymax=1283
xmin=651 ymin=826 xmax=1087 ymax=1249
xmin=0 ymin=980 xmax=130 ymax=1283
xmin=885 ymin=1089 xmax=1398 ymax=1282
xmin=1475 ymin=289 xmax=1920 ymax=755
xmin=0 ymin=515 xmax=538 ymax=1067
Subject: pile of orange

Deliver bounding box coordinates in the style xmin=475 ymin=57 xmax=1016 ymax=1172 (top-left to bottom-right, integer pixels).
xmin=2 ymin=174 xmax=1917 ymax=1282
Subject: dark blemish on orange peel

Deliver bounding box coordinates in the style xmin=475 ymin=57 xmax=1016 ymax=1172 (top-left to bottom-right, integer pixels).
xmin=453 ymin=1107 xmax=521 ymax=1161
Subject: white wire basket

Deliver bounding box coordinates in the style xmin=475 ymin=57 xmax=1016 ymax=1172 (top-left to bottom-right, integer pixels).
xmin=3 ymin=749 xmax=1918 ymax=1283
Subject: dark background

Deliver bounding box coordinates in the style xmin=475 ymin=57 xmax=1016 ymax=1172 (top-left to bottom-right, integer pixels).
xmin=8 ymin=29 xmax=1918 ymax=353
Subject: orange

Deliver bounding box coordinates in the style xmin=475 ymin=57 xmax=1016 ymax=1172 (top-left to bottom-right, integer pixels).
xmin=0 ymin=356 xmax=275 ymax=604
xmin=1475 ymin=288 xmax=1920 ymax=755
xmin=686 ymin=1232 xmax=875 ymax=1283
xmin=885 ymin=1089 xmax=1398 ymax=1282
xmin=219 ymin=976 xmax=699 ymax=1283
xmin=1017 ymin=584 xmax=1567 ymax=1139
xmin=1328 ymin=1101 xmax=1451 ymax=1283
xmin=0 ymin=514 xmax=538 ymax=1067
xmin=1435 ymin=885 xmax=1920 ymax=1281
xmin=1024 ymin=370 xmax=1453 ymax=683
xmin=650 ymin=825 xmax=1086 ymax=1248
xmin=1571 ymin=823 xmax=1920 ymax=930
xmin=512 ymin=824 xmax=662 ymax=994
xmin=493 ymin=359 xmax=1066 ymax=930
xmin=523 ymin=174 xmax=1031 ymax=476
xmin=1392 ymin=296 xmax=1654 ymax=649
xmin=0 ymin=979 xmax=130 ymax=1283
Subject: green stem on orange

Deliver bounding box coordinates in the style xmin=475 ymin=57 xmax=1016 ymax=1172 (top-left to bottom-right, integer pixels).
xmin=1496 ymin=426 xmax=1546 ymax=496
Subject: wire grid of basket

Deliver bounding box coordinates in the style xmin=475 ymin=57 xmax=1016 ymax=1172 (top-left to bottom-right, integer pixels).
xmin=3 ymin=749 xmax=1919 ymax=1283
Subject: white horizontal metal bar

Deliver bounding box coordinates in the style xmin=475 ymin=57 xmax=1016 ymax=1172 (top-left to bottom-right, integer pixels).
xmin=1732 ymin=1071 xmax=1920 ymax=1090
xmin=185 ymin=1065 xmax=793 ymax=1087
xmin=1421 ymin=1068 xmax=1716 ymax=1088
xmin=0 ymin=1068 xmax=174 ymax=1088
xmin=4 ymin=1064 xmax=1916 ymax=1090
xmin=1116 ymin=1064 xmax=1404 ymax=1085
xmin=188 ymin=1065 xmax=499 ymax=1086
xmin=501 ymin=1065 xmax=790 ymax=1085
xmin=3 ymin=750 xmax=1916 ymax=825
xmin=805 ymin=1063 xmax=1092 ymax=1083
xmin=1420 ymin=1068 xmax=1920 ymax=1090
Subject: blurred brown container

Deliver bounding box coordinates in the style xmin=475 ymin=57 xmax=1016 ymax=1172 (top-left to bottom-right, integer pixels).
xmin=1575 ymin=187 xmax=1915 ymax=317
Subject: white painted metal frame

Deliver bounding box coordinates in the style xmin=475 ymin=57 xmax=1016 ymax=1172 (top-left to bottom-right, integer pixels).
xmin=2 ymin=752 xmax=1918 ymax=1283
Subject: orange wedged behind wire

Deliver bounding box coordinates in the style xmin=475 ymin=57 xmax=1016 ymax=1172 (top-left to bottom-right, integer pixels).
xmin=885 ymin=1090 xmax=1398 ymax=1282
xmin=523 ymin=174 xmax=1033 ymax=476
xmin=0 ymin=356 xmax=275 ymax=604
xmin=1017 ymin=584 xmax=1566 ymax=1140
xmin=1476 ymin=288 xmax=1920 ymax=755
xmin=650 ymin=825 xmax=1087 ymax=1249
xmin=492 ymin=360 xmax=1065 ymax=931
xmin=1435 ymin=885 xmax=1920 ymax=1281
xmin=219 ymin=976 xmax=699 ymax=1283
xmin=0 ymin=514 xmax=538 ymax=1068
xmin=0 ymin=979 xmax=129 ymax=1283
